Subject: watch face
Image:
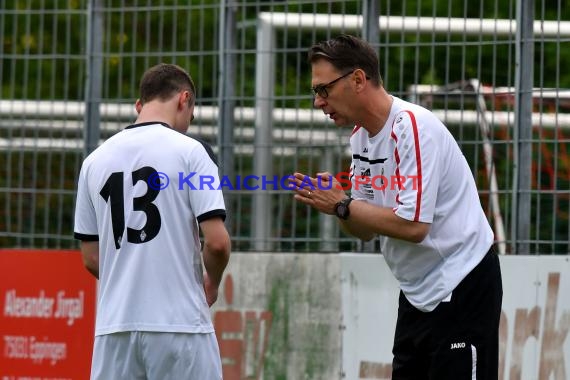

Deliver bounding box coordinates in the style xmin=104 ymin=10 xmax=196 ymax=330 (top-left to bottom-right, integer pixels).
xmin=336 ymin=199 xmax=350 ymax=219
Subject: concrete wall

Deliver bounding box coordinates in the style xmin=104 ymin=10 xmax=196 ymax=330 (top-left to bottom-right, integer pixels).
xmin=212 ymin=253 xmax=342 ymax=380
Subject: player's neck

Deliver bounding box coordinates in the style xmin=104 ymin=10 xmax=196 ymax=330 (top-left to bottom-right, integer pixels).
xmin=135 ymin=101 xmax=177 ymax=128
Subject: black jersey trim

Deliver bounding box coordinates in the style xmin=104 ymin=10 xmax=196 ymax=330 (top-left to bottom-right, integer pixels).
xmin=74 ymin=232 xmax=99 ymax=241
xmin=197 ymin=209 xmax=226 ymax=223
xmin=352 ymin=154 xmax=388 ymax=164
xmin=125 ymin=121 xmax=171 ymax=130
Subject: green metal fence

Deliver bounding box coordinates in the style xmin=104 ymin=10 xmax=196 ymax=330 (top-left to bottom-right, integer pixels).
xmin=1 ymin=0 xmax=569 ymax=254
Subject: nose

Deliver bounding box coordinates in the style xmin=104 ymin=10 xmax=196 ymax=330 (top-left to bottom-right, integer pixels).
xmin=313 ymin=95 xmax=326 ymax=109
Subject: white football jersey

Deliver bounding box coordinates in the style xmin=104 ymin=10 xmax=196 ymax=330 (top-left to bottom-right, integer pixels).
xmin=350 ymin=97 xmax=493 ymax=312
xmin=74 ymin=122 xmax=226 ymax=335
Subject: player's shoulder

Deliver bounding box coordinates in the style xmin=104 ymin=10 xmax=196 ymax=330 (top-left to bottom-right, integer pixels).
xmin=157 ymin=130 xmax=219 ymax=166
xmin=186 ymin=135 xmax=219 ymax=166
xmin=164 ymin=129 xmax=219 ymax=166
xmin=80 ymin=131 xmax=124 ymax=167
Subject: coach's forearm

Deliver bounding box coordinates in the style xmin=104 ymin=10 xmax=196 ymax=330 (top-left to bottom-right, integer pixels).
xmin=341 ymin=200 xmax=430 ymax=243
xmin=338 ymin=204 xmax=377 ymax=241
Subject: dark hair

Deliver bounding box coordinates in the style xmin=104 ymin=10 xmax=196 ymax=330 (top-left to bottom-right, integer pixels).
xmin=139 ymin=63 xmax=196 ymax=105
xmin=308 ymin=34 xmax=382 ymax=87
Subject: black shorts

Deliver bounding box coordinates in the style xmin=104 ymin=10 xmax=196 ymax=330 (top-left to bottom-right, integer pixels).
xmin=391 ymin=247 xmax=503 ymax=380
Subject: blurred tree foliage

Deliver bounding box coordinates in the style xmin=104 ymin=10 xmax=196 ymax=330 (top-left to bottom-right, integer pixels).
xmin=2 ymin=0 xmax=569 ymax=102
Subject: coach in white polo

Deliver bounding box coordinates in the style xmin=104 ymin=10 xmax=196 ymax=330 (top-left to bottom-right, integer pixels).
xmin=292 ymin=35 xmax=502 ymax=379
xmin=74 ymin=64 xmax=230 ymax=379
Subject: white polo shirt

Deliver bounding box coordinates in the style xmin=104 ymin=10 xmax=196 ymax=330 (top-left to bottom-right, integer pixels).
xmin=349 ymin=97 xmax=493 ymax=311
xmin=74 ymin=122 xmax=226 ymax=335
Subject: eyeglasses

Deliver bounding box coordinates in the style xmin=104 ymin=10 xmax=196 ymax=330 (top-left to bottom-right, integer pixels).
xmin=311 ymin=71 xmax=353 ymax=99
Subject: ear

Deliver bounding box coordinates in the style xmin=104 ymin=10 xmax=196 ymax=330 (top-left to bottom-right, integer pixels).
xmin=135 ymin=99 xmax=143 ymax=114
xmin=178 ymin=90 xmax=191 ymax=110
xmin=353 ymin=69 xmax=367 ymax=92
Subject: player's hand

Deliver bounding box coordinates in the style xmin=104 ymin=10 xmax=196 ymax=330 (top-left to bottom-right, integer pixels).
xmin=203 ymin=272 xmax=219 ymax=307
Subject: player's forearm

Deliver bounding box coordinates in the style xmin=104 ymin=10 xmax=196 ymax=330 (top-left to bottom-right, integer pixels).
xmin=80 ymin=241 xmax=100 ymax=280
xmin=202 ymin=238 xmax=230 ymax=286
xmin=342 ymin=201 xmax=430 ymax=243
xmin=84 ymin=264 xmax=99 ymax=279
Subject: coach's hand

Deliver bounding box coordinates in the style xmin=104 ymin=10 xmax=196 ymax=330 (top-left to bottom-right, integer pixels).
xmin=291 ymin=171 xmax=347 ymax=215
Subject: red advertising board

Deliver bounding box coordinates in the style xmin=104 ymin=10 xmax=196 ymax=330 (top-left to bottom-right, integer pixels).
xmin=0 ymin=250 xmax=96 ymax=380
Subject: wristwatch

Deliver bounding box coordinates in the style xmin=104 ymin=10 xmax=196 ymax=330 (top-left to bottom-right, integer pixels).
xmin=334 ymin=197 xmax=353 ymax=220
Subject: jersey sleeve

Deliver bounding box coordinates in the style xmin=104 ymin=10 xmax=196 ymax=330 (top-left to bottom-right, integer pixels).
xmin=186 ymin=142 xmax=227 ymax=222
xmin=73 ymin=163 xmax=99 ymax=241
xmin=390 ymin=110 xmax=440 ymax=223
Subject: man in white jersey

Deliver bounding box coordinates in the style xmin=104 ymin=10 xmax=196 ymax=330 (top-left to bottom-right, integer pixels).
xmin=291 ymin=35 xmax=502 ymax=379
xmin=74 ymin=63 xmax=230 ymax=380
